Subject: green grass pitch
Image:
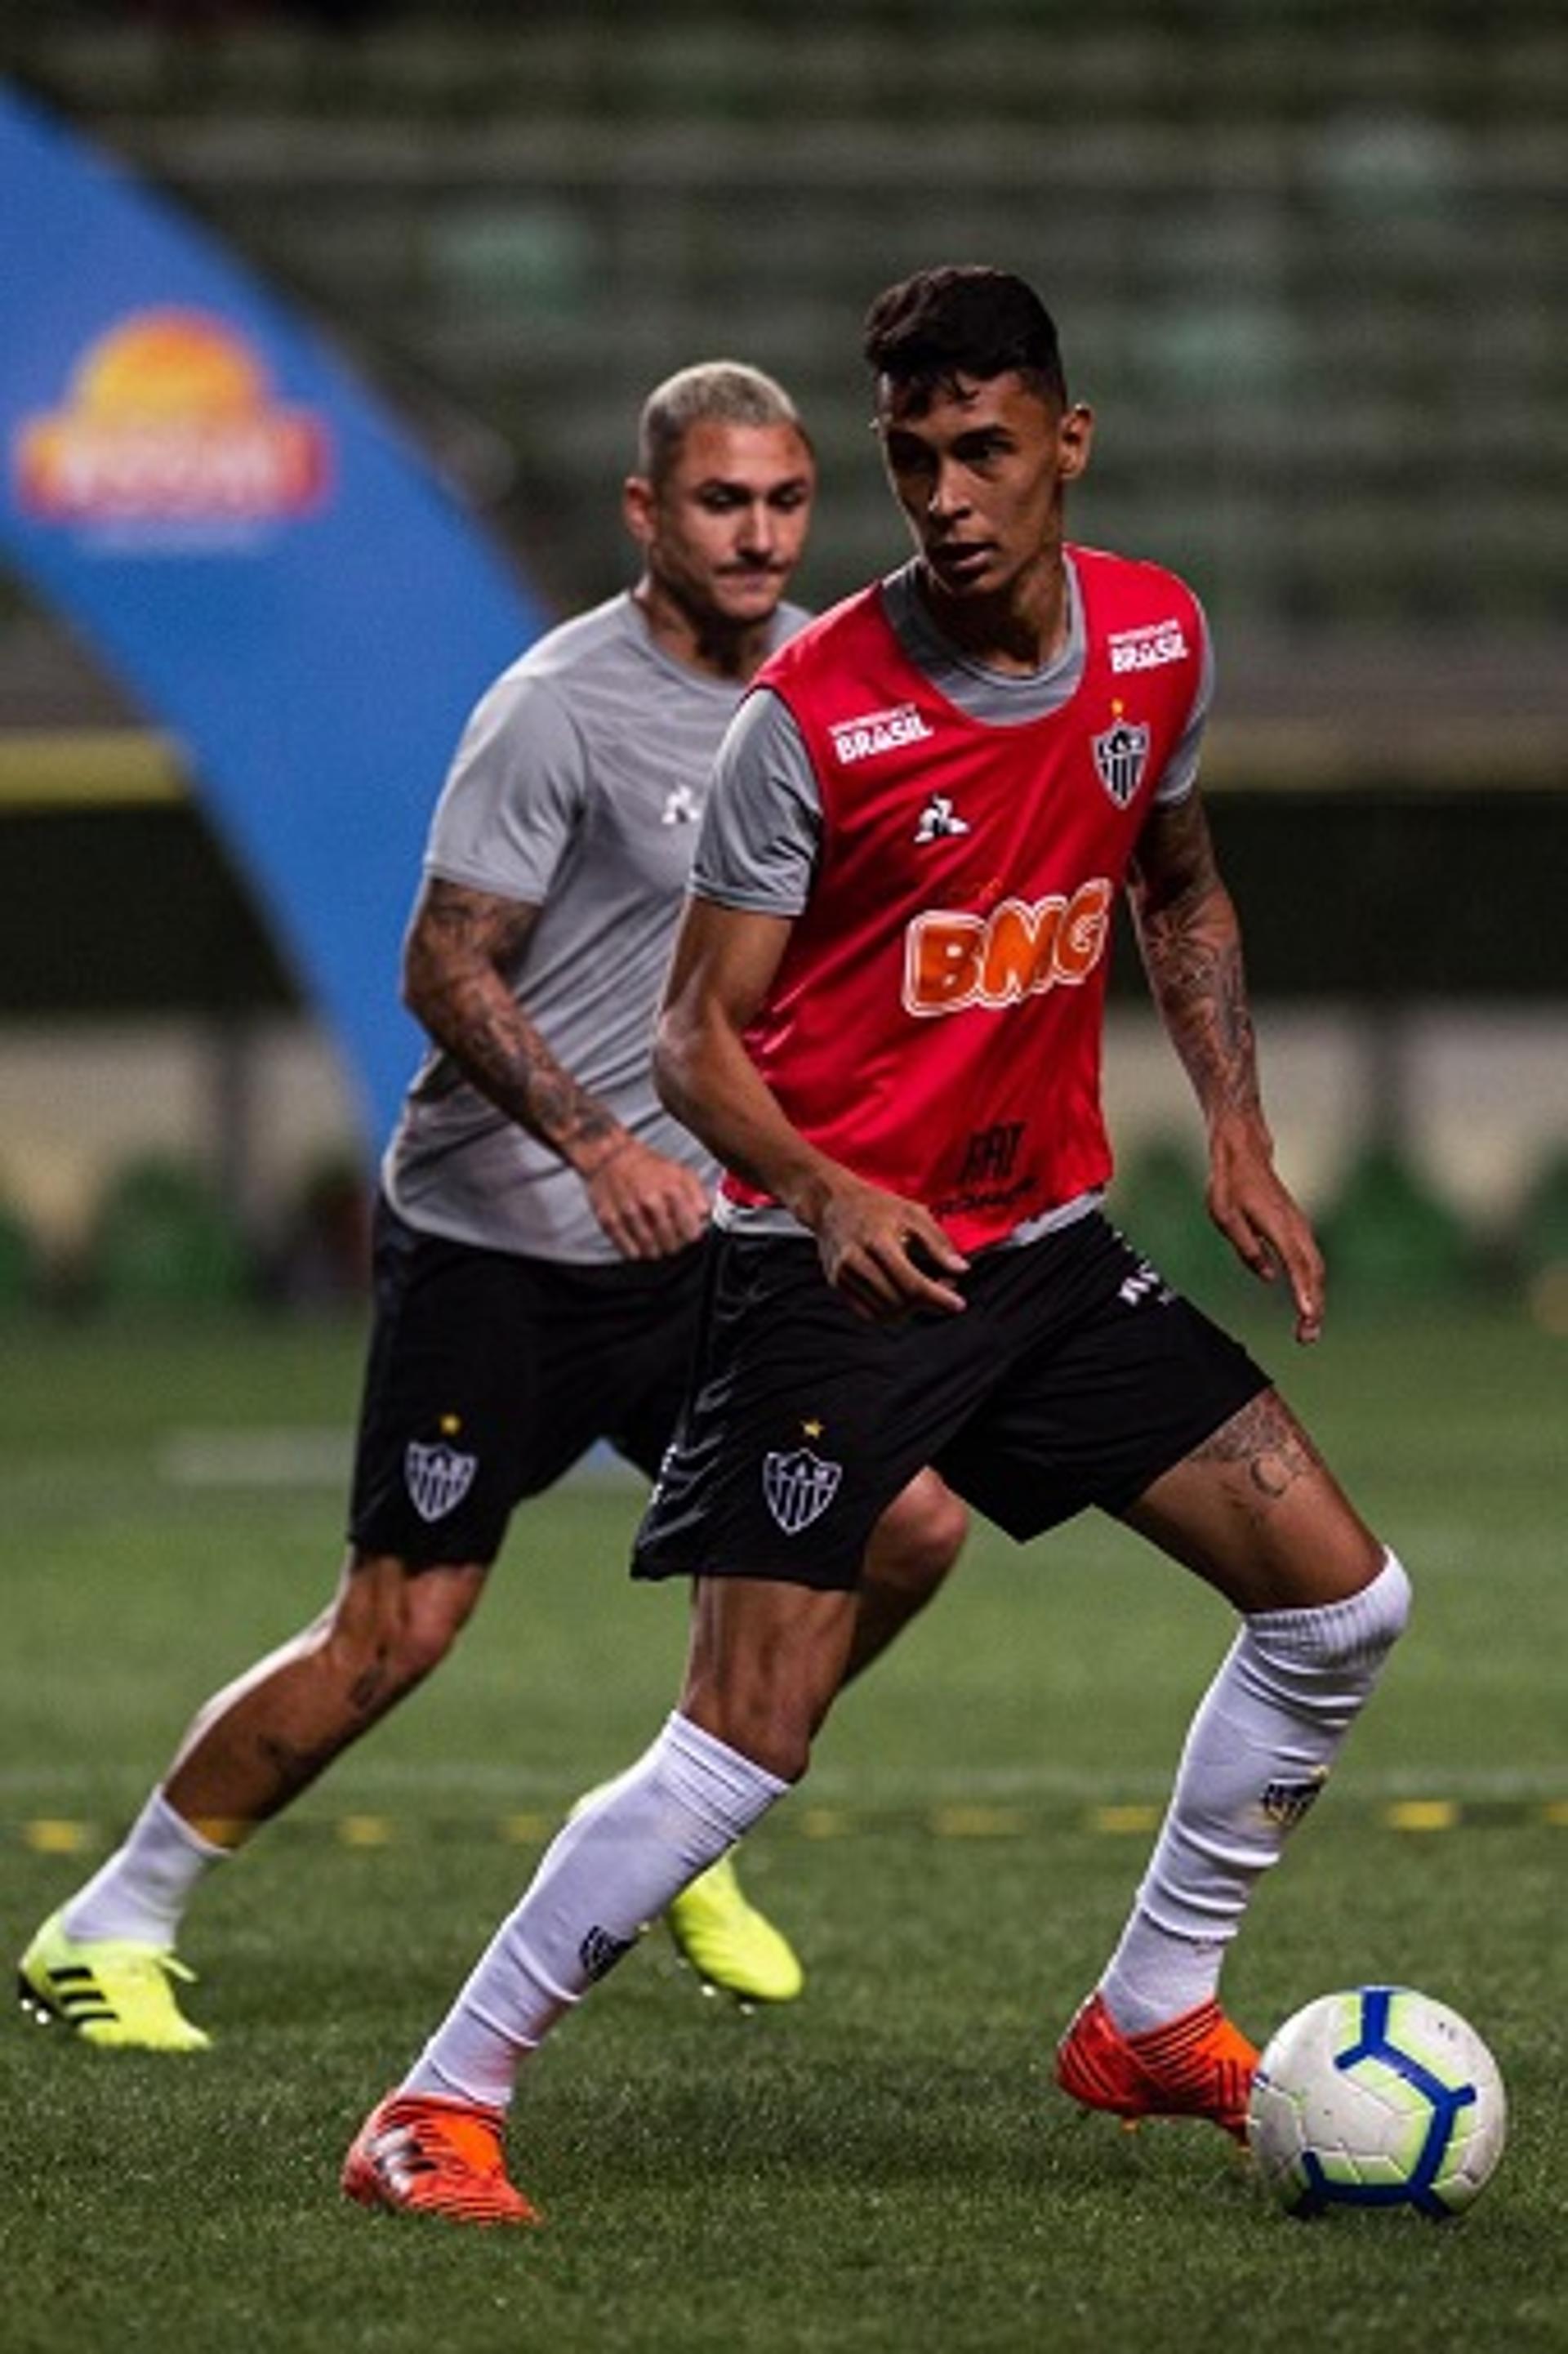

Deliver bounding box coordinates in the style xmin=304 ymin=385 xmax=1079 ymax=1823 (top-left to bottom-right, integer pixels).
xmin=2 ymin=1303 xmax=1565 ymax=2352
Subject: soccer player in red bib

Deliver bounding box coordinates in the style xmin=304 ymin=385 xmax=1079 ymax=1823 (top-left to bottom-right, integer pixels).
xmin=344 ymin=269 xmax=1410 ymax=2225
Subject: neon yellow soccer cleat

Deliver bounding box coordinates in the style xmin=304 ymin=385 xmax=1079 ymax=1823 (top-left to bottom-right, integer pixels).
xmin=664 ymin=1854 xmax=804 ymax=2005
xmin=17 ymin=1910 xmax=211 ymax=2051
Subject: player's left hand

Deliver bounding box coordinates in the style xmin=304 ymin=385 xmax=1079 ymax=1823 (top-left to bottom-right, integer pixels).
xmin=584 ymin=1137 xmax=711 ymax=1260
xmin=1205 ymin=1112 xmax=1324 ymax=1344
xmin=813 ymin=1175 xmax=969 ymax=1322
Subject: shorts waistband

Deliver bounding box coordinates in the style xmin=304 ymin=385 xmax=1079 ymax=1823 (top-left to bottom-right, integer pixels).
xmin=710 ymin=1187 xmax=1104 ymax=1247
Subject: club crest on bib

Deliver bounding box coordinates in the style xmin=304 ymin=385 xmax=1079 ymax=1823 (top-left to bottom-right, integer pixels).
xmin=1092 ymin=715 xmax=1150 ymax=808
xmin=405 ymin=1438 xmax=478 ymax=1523
xmin=762 ymin=1445 xmax=843 ymax=1534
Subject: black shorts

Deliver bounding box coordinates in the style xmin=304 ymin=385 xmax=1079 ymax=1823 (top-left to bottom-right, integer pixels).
xmin=348 ymin=1197 xmax=706 ymax=1567
xmin=630 ymin=1210 xmax=1269 ymax=1592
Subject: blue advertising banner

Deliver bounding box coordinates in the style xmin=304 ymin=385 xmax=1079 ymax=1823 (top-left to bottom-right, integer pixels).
xmin=0 ymin=84 xmax=548 ymax=1147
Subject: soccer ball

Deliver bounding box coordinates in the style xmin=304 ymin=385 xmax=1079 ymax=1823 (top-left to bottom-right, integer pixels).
xmin=1246 ymin=1986 xmax=1507 ymax=2219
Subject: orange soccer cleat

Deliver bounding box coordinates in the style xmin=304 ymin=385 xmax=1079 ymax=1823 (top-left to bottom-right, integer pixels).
xmin=341 ymin=2090 xmax=541 ymax=2227
xmin=1054 ymin=1991 xmax=1258 ymax=2142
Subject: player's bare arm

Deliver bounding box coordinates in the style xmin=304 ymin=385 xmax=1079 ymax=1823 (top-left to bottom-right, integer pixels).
xmin=1127 ymin=793 xmax=1325 ymax=1343
xmin=655 ymin=896 xmax=968 ymax=1320
xmin=403 ymin=876 xmax=708 ymax=1259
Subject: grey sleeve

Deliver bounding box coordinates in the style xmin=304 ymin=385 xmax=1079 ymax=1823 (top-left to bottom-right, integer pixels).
xmin=421 ymin=670 xmax=588 ymax=904
xmin=690 ymin=688 xmax=822 ymax=916
xmin=1153 ymin=602 xmax=1214 ymax=806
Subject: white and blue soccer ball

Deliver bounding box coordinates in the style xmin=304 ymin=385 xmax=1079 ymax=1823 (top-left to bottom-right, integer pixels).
xmin=1247 ymin=1986 xmax=1507 ymax=2219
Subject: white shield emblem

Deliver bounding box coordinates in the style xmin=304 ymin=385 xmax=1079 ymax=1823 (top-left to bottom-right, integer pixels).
xmin=405 ymin=1439 xmax=478 ymax=1523
xmin=762 ymin=1446 xmax=843 ymax=1535
xmin=1092 ymin=717 xmax=1150 ymax=808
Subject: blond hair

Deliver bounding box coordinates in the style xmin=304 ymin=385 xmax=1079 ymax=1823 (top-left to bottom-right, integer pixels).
xmin=637 ymin=361 xmax=807 ymax=485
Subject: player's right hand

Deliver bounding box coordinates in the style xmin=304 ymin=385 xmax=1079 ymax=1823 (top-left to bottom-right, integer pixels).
xmin=583 ymin=1138 xmax=710 ymax=1260
xmin=1206 ymin=1111 xmax=1325 ymax=1345
xmin=814 ymin=1179 xmax=969 ymax=1322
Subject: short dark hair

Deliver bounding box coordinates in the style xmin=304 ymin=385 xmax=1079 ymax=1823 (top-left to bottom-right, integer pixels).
xmin=862 ymin=267 xmax=1067 ymax=409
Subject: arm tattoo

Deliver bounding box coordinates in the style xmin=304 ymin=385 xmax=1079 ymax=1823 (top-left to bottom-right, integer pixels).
xmin=403 ymin=879 xmax=624 ymax=1163
xmin=1130 ymin=799 xmax=1263 ymax=1123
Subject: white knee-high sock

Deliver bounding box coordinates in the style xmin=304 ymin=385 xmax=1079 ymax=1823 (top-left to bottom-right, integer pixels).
xmin=1100 ymin=1550 xmax=1411 ymax=2034
xmin=405 ymin=1712 xmax=791 ymax=2110
xmin=61 ymin=1788 xmax=229 ymax=1947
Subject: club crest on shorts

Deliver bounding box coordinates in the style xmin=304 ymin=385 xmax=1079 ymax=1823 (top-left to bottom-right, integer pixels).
xmin=1092 ymin=715 xmax=1150 ymax=808
xmin=762 ymin=1446 xmax=843 ymax=1535
xmin=404 ymin=1438 xmax=478 ymax=1523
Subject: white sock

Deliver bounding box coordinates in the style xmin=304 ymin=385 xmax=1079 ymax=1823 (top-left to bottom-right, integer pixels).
xmin=61 ymin=1788 xmax=229 ymax=1948
xmin=405 ymin=1712 xmax=790 ymax=2110
xmin=1100 ymin=1551 xmax=1411 ymax=2035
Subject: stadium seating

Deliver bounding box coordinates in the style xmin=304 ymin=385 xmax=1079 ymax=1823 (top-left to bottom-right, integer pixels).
xmin=7 ymin=2 xmax=1565 ymax=649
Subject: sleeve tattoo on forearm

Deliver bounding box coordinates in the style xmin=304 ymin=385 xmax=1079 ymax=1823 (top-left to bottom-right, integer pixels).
xmin=1140 ymin=903 xmax=1262 ymax=1120
xmin=1131 ymin=798 xmax=1263 ymax=1122
xmin=409 ymin=882 xmax=621 ymax=1157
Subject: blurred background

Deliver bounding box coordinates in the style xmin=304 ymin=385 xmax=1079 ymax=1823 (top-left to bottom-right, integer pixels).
xmin=0 ymin=0 xmax=1564 ymax=1329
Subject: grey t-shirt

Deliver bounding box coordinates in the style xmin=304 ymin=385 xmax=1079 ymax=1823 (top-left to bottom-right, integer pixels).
xmin=693 ymin=555 xmax=1211 ymax=916
xmin=382 ymin=591 xmax=808 ymax=1262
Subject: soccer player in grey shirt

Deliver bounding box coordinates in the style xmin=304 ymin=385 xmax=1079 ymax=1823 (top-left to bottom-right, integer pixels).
xmin=18 ymin=363 xmax=968 ymax=2052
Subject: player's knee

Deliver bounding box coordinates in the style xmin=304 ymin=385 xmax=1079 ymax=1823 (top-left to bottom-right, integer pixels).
xmin=1321 ymin=1546 xmax=1410 ymax=1668
xmin=394 ymin=1567 xmax=487 ymax=1681
xmin=868 ymin=1472 xmax=969 ymax=1594
xmin=332 ymin=1553 xmax=485 ymax=1690
xmin=390 ymin=1608 xmax=461 ymax=1683
xmin=1374 ymin=1549 xmax=1413 ymax=1639
xmin=1258 ymin=1547 xmax=1411 ymax=1676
